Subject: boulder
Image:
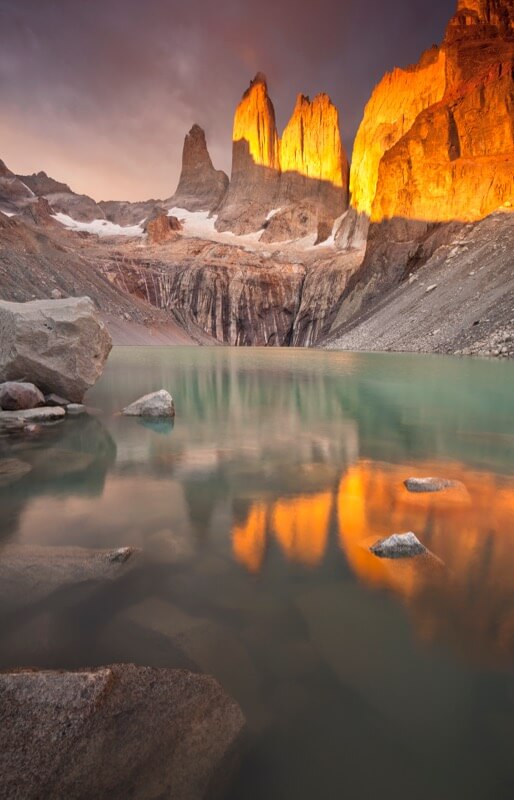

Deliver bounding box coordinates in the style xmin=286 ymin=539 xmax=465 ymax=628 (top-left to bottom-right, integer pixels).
xmin=370 ymin=532 xmax=427 ymax=559
xmin=144 ymin=210 xmax=182 ymax=244
xmin=0 ymin=664 xmax=246 ymax=800
xmin=122 ymin=389 xmax=175 ymax=418
xmin=404 ymin=477 xmax=462 ymax=493
xmin=0 ymin=381 xmax=44 ymax=411
xmin=0 ymin=297 xmax=112 ymax=402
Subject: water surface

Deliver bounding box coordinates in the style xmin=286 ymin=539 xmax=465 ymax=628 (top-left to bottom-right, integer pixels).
xmin=1 ymin=347 xmax=514 ymax=799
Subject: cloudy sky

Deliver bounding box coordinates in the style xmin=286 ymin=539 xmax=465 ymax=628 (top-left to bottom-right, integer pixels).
xmin=0 ymin=0 xmax=455 ymax=201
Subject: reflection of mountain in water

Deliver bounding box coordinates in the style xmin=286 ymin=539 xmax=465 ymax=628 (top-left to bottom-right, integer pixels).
xmin=232 ymin=459 xmax=514 ymax=669
xmin=0 ymin=416 xmax=117 ymax=544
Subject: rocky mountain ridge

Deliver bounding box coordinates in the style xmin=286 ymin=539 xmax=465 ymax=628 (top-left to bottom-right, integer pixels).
xmin=0 ymin=0 xmax=513 ymax=355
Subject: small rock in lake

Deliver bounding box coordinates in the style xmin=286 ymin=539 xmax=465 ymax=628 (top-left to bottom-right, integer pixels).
xmin=66 ymin=403 xmax=87 ymax=415
xmin=0 ymin=381 xmax=44 ymax=411
xmin=370 ymin=532 xmax=427 ymax=559
xmin=122 ymin=389 xmax=175 ymax=418
xmin=404 ymin=476 xmax=462 ymax=493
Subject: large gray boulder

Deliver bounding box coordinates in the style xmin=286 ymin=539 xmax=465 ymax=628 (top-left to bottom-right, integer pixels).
xmin=0 ymin=297 xmax=112 ymax=402
xmin=0 ymin=664 xmax=245 ymax=800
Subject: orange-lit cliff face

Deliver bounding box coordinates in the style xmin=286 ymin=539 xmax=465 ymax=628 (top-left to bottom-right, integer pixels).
xmin=216 ymin=74 xmax=348 ymax=237
xmin=350 ymin=0 xmax=514 ymax=225
xmin=350 ymin=49 xmax=447 ymax=218
xmin=280 ymin=93 xmax=348 ymax=191
xmin=232 ymin=73 xmax=281 ymax=174
xmin=232 ymin=459 xmax=514 ymax=667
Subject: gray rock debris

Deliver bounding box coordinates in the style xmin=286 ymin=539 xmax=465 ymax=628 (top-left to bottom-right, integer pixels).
xmin=370 ymin=532 xmax=427 ymax=559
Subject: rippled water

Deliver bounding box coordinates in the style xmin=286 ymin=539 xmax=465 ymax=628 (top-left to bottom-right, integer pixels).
xmin=1 ymin=347 xmax=514 ymax=799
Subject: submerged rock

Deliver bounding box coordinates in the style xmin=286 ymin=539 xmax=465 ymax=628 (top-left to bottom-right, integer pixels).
xmin=122 ymin=390 xmax=175 ymax=418
xmin=404 ymin=477 xmax=462 ymax=493
xmin=0 ymin=457 xmax=32 ymax=487
xmin=0 ymin=381 xmax=44 ymax=411
xmin=0 ymin=297 xmax=112 ymax=402
xmin=0 ymin=545 xmax=138 ymax=613
xmin=370 ymin=532 xmax=427 ymax=559
xmin=0 ymin=664 xmax=246 ymax=800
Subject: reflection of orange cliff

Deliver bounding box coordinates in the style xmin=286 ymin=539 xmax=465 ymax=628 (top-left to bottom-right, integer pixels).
xmin=232 ymin=491 xmax=333 ymax=571
xmin=338 ymin=460 xmax=514 ymax=667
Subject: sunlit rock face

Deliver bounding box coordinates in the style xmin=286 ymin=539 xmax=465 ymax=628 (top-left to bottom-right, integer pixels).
xmin=215 ymin=73 xmax=281 ymax=234
xmin=167 ymin=124 xmax=228 ymax=213
xmin=349 ymin=0 xmax=514 ymax=228
xmin=216 ymin=75 xmax=349 ymax=239
xmin=262 ymin=93 xmax=349 ymax=243
xmin=350 ymin=48 xmax=447 ymax=220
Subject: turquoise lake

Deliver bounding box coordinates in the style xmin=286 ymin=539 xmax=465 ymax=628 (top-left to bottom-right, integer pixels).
xmin=1 ymin=346 xmax=514 ymax=799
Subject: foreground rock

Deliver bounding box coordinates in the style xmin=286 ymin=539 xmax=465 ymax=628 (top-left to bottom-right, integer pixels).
xmin=0 ymin=381 xmax=44 ymax=410
xmin=0 ymin=664 xmax=245 ymax=800
xmin=122 ymin=390 xmax=175 ymax=418
xmin=0 ymin=545 xmax=137 ymax=613
xmin=370 ymin=532 xmax=427 ymax=559
xmin=404 ymin=477 xmax=462 ymax=493
xmin=167 ymin=124 xmax=229 ymax=213
xmin=0 ymin=297 xmax=112 ymax=402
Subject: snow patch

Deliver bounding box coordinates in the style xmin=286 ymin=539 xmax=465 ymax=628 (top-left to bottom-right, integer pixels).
xmin=2 ymin=210 xmax=17 ymax=217
xmin=53 ymin=212 xmax=144 ymax=238
xmin=265 ymin=207 xmax=282 ymax=221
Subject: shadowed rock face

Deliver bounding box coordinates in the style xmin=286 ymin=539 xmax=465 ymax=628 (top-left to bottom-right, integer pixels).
xmin=18 ymin=171 xmax=72 ymax=197
xmin=168 ymin=125 xmax=229 ymax=213
xmin=0 ymin=160 xmax=35 ymax=212
xmin=216 ymin=74 xmax=281 ymax=234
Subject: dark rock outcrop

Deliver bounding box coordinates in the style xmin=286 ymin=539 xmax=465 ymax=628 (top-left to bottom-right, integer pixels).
xmin=0 ymin=664 xmax=245 ymax=800
xmin=0 ymin=160 xmax=34 ymax=212
xmin=0 ymin=297 xmax=112 ymax=402
xmin=144 ymin=209 xmax=182 ymax=244
xmin=17 ymin=171 xmax=72 ymax=197
xmin=168 ymin=124 xmax=229 ymax=213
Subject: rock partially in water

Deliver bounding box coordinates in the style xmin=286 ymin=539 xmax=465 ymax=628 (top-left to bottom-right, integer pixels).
xmin=0 ymin=457 xmax=32 ymax=487
xmin=404 ymin=476 xmax=463 ymax=493
xmin=0 ymin=664 xmax=246 ymax=800
xmin=0 ymin=545 xmax=138 ymax=613
xmin=0 ymin=381 xmax=44 ymax=411
xmin=122 ymin=389 xmax=175 ymax=418
xmin=0 ymin=297 xmax=112 ymax=402
xmin=370 ymin=532 xmax=427 ymax=559
xmin=66 ymin=404 xmax=87 ymax=416
xmin=0 ymin=406 xmax=66 ymax=423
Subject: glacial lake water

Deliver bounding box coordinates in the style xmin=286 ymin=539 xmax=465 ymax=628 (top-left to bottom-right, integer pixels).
xmin=1 ymin=346 xmax=514 ymax=799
